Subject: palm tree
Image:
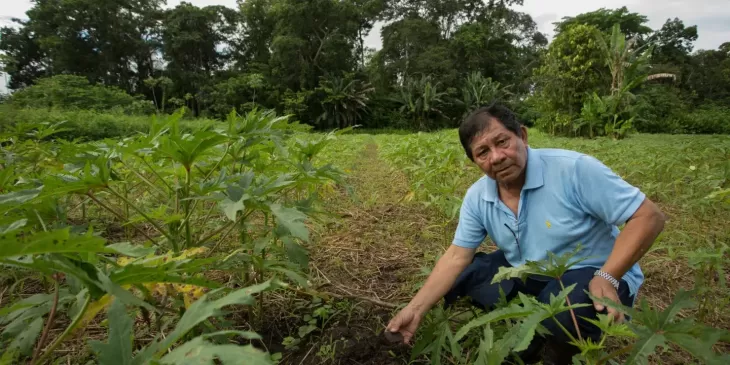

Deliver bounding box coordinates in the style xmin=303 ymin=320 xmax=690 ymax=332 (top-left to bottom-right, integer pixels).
xmin=316 ymin=75 xmax=374 ymax=129
xmin=394 ymin=75 xmax=447 ymax=130
xmin=457 ymin=72 xmax=511 ymax=118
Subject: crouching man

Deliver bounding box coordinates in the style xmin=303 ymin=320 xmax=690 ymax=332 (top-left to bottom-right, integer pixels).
xmin=386 ymin=105 xmax=666 ymax=364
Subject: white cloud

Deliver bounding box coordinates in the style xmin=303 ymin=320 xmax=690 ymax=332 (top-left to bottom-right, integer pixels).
xmin=515 ymin=0 xmax=730 ymax=51
xmin=2 ymin=0 xmax=728 ymax=93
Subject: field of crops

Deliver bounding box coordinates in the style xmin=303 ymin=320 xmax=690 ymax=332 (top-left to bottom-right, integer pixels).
xmin=0 ymin=114 xmax=729 ymax=364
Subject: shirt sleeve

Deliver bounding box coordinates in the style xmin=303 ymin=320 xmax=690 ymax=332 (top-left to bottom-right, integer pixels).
xmin=573 ymin=155 xmax=646 ymax=226
xmin=452 ymin=187 xmax=487 ymax=248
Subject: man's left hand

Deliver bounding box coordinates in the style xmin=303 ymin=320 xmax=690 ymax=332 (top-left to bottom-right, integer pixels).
xmin=588 ymin=276 xmax=625 ymax=323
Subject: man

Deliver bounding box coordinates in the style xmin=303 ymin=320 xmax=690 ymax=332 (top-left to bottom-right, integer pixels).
xmin=386 ymin=105 xmax=666 ymax=363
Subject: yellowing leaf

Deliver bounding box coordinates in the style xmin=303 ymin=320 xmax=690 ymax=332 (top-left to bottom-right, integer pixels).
xmin=76 ymin=294 xmax=115 ymax=333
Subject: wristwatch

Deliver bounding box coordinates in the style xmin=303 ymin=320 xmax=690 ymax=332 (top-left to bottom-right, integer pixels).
xmin=594 ymin=270 xmax=620 ymax=290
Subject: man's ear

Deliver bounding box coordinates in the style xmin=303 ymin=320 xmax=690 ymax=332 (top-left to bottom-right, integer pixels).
xmin=520 ymin=125 xmax=528 ymax=144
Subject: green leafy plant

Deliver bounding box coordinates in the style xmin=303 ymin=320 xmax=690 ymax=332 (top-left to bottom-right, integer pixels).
xmin=0 ymin=107 xmax=345 ymax=363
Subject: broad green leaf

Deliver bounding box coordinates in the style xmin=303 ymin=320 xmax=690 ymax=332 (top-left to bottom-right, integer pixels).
xmin=270 ymin=267 xmax=308 ymax=287
xmin=0 ymin=293 xmax=54 ymax=317
xmin=90 ymin=299 xmax=134 ymax=365
xmin=624 ymin=326 xmax=666 ymax=365
xmin=219 ymin=198 xmax=245 ymax=222
xmin=0 ymin=186 xmax=43 ymax=205
xmin=453 ymin=303 xmax=533 ymax=342
xmin=269 ymin=203 xmax=309 ymax=242
xmin=4 ymin=316 xmax=43 ymax=357
xmin=281 ymin=236 xmax=309 ymax=269
xmin=0 ymin=219 xmax=27 ymax=234
xmin=0 ymin=228 xmax=107 ymax=258
xmin=160 ymin=338 xmax=272 ymax=365
xmin=513 ymin=310 xmax=549 ymax=352
xmin=491 ymin=265 xmax=538 ymax=284
xmin=582 ymin=314 xmax=636 ymax=339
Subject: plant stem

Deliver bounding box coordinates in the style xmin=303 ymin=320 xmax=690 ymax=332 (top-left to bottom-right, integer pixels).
xmin=106 ymin=187 xmax=176 ymax=250
xmin=550 ymin=316 xmax=578 ymax=345
xmin=86 ymin=192 xmax=160 ymax=246
xmin=119 ymin=159 xmax=167 ymax=198
xmin=139 ymin=157 xmax=174 ymax=193
xmin=31 ymin=279 xmax=59 ymax=365
xmin=124 ymin=183 xmax=131 ymax=240
xmin=34 ymin=294 xmax=91 ymax=365
xmin=558 ymin=279 xmax=583 ymax=341
xmin=183 ymin=167 xmax=192 ymax=251
xmin=597 ymin=344 xmax=633 ymax=365
xmin=200 ymin=210 xmax=253 ymax=255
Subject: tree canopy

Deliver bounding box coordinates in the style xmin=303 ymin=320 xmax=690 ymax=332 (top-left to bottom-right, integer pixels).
xmin=1 ymin=1 xmax=728 ymax=135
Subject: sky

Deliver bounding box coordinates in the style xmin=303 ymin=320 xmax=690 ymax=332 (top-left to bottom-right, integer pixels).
xmin=2 ymin=0 xmax=730 ymax=93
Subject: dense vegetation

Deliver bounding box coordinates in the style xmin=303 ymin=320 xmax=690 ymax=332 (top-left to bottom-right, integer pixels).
xmin=1 ymin=1 xmax=729 ymax=136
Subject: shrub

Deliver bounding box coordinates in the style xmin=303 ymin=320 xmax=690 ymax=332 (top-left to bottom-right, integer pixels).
xmin=681 ymin=103 xmax=730 ymax=134
xmin=634 ymin=84 xmax=689 ymax=133
xmin=8 ymin=75 xmax=154 ymax=114
xmin=0 ymin=106 xmax=218 ymax=140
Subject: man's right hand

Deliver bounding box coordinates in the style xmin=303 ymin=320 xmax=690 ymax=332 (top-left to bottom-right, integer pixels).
xmin=384 ymin=244 xmax=476 ymax=345
xmin=386 ymin=305 xmax=424 ymax=344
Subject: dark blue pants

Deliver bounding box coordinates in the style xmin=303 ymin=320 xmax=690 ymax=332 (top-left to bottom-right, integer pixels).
xmin=444 ymin=250 xmax=634 ymax=344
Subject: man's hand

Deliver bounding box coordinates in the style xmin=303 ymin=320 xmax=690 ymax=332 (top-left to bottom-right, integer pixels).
xmin=384 ymin=244 xmax=476 ymax=344
xmin=589 ymin=276 xmax=625 ymax=323
xmin=386 ymin=305 xmax=424 ymax=344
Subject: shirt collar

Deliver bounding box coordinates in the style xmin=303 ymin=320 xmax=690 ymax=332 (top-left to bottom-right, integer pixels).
xmin=482 ymin=146 xmax=544 ymax=202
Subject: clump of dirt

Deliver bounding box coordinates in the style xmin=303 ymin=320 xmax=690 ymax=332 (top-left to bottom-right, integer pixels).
xmin=258 ymin=306 xmax=414 ymax=365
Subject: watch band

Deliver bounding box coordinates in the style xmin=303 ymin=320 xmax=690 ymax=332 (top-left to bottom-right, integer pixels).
xmin=594 ymin=270 xmax=620 ymax=290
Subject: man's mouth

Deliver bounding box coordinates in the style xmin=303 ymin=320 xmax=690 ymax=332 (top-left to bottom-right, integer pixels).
xmin=495 ymin=166 xmax=511 ymax=174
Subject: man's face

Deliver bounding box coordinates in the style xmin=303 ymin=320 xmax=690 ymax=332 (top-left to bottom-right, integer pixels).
xmin=469 ymin=119 xmax=529 ymax=186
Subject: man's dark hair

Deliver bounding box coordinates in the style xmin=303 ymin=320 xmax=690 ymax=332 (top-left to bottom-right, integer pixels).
xmin=459 ymin=104 xmax=524 ymax=161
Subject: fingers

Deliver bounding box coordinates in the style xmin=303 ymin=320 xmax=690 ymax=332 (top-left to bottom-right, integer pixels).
xmin=594 ymin=301 xmax=605 ymax=312
xmin=591 ymin=286 xmax=606 ymax=312
xmin=402 ymin=330 xmax=413 ymax=344
xmin=606 ymin=306 xmax=625 ymax=323
xmin=387 ymin=317 xmax=401 ymax=333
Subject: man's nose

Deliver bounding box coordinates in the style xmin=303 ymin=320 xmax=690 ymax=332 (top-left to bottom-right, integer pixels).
xmin=490 ymin=149 xmax=506 ymax=164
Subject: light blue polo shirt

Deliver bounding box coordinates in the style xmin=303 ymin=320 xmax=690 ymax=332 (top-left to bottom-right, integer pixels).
xmin=453 ymin=147 xmax=646 ymax=296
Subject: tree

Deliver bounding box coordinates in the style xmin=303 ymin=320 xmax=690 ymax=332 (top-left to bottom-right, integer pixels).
xmin=580 ymin=24 xmax=660 ymax=139
xmin=161 ymin=2 xmax=239 ymax=116
xmin=0 ymin=21 xmax=48 ymax=89
xmin=5 ymin=0 xmax=163 ymax=93
xmin=144 ymin=76 xmax=174 ymax=113
xmin=315 ymin=74 xmax=374 ymax=129
xmin=394 ymin=75 xmax=447 ymax=129
xmin=379 ymin=16 xmax=443 ymax=82
xmin=267 ymin=0 xmax=362 ymax=92
xmin=456 ymin=72 xmax=511 ymax=118
xmin=532 ymin=23 xmax=606 ymax=121
xmin=686 ymin=43 xmax=730 ymax=105
xmin=451 ymin=7 xmax=545 ymax=89
xmin=650 ymin=18 xmax=698 ymax=67
xmin=555 ymin=7 xmax=652 ymax=40
xmin=238 ymin=0 xmax=275 ymax=70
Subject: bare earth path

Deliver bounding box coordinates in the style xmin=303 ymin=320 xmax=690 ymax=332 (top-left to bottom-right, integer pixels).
xmin=266 ymin=141 xmax=451 ymax=364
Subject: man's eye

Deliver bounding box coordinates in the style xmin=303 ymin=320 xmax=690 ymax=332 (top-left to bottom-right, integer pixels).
xmin=497 ymin=139 xmax=507 ymax=146
xmin=479 ymin=149 xmax=488 ymax=157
